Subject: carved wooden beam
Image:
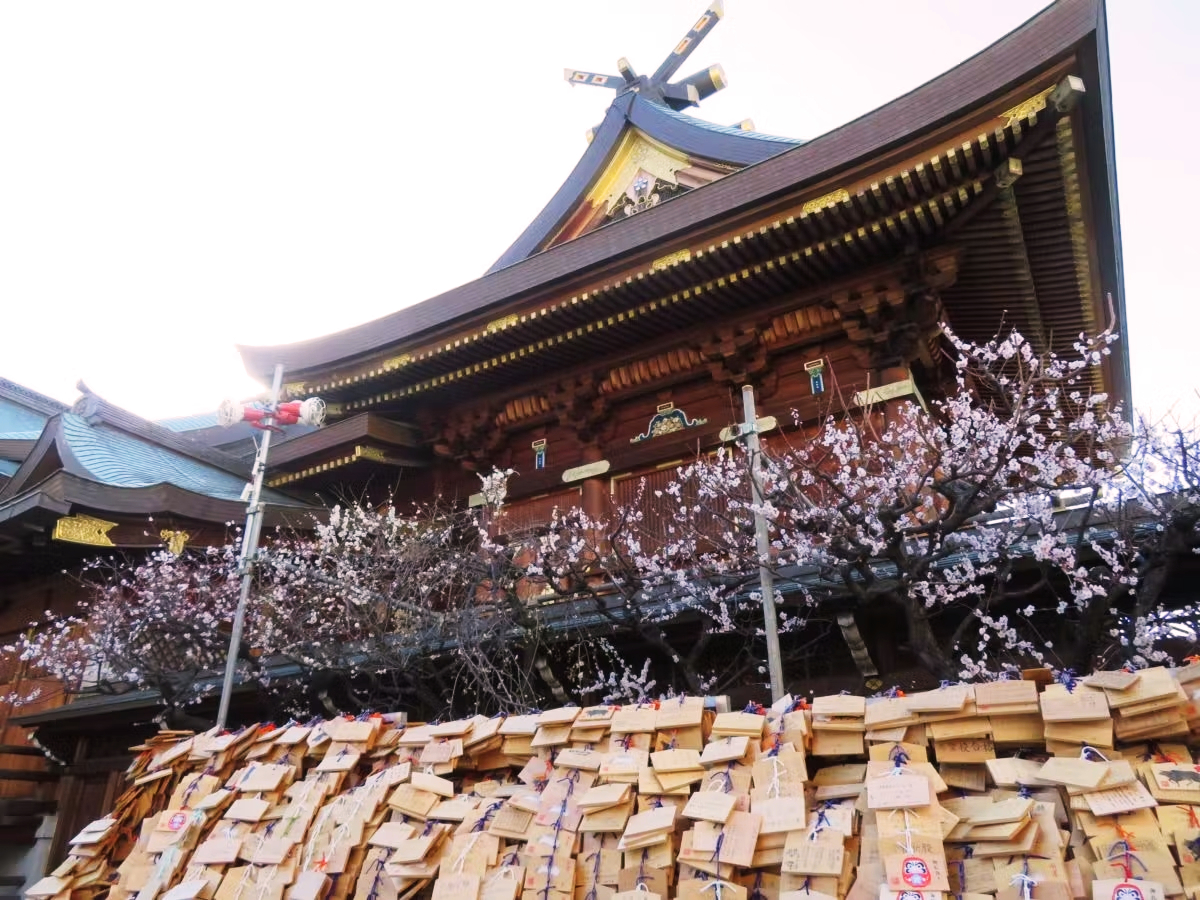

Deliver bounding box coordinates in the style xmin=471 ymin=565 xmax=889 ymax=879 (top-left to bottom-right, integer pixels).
xmin=699 ymin=325 xmax=772 ymax=388
xmin=428 ymin=404 xmax=506 ymax=471
xmin=832 ymin=248 xmax=958 ymax=371
xmin=549 ymin=373 xmax=614 ymax=445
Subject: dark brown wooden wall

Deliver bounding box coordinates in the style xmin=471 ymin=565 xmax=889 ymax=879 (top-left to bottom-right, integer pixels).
xmin=397 ymin=332 xmax=874 ymax=512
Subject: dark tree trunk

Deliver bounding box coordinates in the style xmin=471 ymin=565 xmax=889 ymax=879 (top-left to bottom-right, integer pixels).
xmin=903 ymin=596 xmax=955 ymax=680
xmin=637 ymin=621 xmax=704 ymax=694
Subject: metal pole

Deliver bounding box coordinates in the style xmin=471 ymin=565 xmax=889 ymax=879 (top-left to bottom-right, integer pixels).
xmin=215 ymin=363 xmax=284 ymax=731
xmin=741 ymin=384 xmax=785 ymax=702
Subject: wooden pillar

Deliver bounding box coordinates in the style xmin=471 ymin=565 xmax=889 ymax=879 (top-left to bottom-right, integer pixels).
xmin=45 ymin=736 xmax=87 ymax=869
xmin=874 ymin=365 xmax=910 ymax=427
xmin=580 ymin=444 xmax=608 ymax=521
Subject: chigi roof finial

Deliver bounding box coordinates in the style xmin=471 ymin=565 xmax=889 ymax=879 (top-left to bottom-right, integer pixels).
xmin=563 ymin=0 xmax=727 ymax=111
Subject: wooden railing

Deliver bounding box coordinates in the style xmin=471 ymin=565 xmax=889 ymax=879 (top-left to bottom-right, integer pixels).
xmin=610 ymin=459 xmax=746 ymax=557
xmin=480 ymin=488 xmax=582 ymax=605
xmin=491 ymin=487 xmax=581 ymax=539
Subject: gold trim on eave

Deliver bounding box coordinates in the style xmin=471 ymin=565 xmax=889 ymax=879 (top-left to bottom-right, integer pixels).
xmin=267 ymin=445 xmax=391 ymax=487
xmin=53 ymin=514 xmax=117 ymax=547
xmin=486 ymin=314 xmax=520 ymax=334
xmin=801 ymin=188 xmax=850 ymax=215
xmin=651 ymin=249 xmax=692 ymax=271
xmin=342 ymin=220 xmax=966 ymax=412
xmin=1000 ymin=86 xmax=1055 ymax=127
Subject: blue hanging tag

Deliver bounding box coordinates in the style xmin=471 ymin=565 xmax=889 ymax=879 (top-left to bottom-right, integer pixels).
xmin=805 ymin=358 xmax=826 ymax=394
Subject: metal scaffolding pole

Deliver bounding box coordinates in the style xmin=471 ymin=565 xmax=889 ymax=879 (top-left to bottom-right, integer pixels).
xmin=740 ymin=384 xmax=785 ymax=702
xmin=215 ymin=363 xmax=284 ymax=732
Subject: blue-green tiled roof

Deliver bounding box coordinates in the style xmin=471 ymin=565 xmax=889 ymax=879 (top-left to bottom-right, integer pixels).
xmin=156 ymin=412 xmax=221 ymax=432
xmin=651 ymin=104 xmax=805 ymax=146
xmin=0 ymin=398 xmax=52 ymax=437
xmin=60 ymin=414 xmax=303 ymax=506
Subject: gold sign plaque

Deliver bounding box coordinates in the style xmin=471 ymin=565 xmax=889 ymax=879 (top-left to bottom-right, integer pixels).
xmin=852 ymin=378 xmax=922 ymax=408
xmin=562 ymin=460 xmax=611 ymax=483
xmin=53 ymin=514 xmax=117 ymax=547
xmin=718 ymin=416 xmax=777 ymax=443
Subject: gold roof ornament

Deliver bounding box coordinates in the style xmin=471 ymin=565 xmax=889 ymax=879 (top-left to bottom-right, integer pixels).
xmin=651 ymin=249 xmax=692 ymax=272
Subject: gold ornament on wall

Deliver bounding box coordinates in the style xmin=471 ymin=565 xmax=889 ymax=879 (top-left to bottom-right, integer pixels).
xmin=630 ymin=402 xmax=708 ymax=443
xmin=160 ymin=530 xmax=191 ymax=555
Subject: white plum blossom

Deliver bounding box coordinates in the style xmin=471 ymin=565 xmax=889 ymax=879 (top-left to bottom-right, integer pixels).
xmin=10 ymin=325 xmax=1200 ymax=703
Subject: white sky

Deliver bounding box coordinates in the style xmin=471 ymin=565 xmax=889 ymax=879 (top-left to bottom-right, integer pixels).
xmin=1 ymin=1 xmax=1196 ymax=422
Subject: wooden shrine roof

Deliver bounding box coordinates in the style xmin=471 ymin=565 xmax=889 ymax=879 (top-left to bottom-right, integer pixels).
xmin=0 ymin=384 xmax=318 ymax=556
xmin=239 ymin=0 xmax=1124 ymax=408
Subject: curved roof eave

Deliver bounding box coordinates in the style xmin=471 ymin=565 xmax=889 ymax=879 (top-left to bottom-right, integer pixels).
xmin=0 ymin=416 xmax=73 ymax=502
xmin=58 ymin=413 xmax=301 ymax=506
xmin=487 ymin=96 xmax=634 ymax=274
xmin=0 ymin=471 xmax=318 ymax=530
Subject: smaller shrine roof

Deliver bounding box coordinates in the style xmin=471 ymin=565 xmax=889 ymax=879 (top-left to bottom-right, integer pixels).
xmin=156 ymin=412 xmax=222 ymax=432
xmin=58 ymin=414 xmax=296 ymax=504
xmin=0 ymin=382 xmax=317 ymax=535
xmin=0 ymin=412 xmax=306 ymax=510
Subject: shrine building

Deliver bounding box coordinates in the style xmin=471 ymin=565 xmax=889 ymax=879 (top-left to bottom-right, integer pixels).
xmin=0 ymin=0 xmax=1126 ymax=874
xmin=236 ymin=0 xmax=1126 ymax=545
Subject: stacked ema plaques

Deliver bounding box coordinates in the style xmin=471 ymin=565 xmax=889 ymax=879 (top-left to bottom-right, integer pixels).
xmin=29 ymin=664 xmax=1200 ymax=900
